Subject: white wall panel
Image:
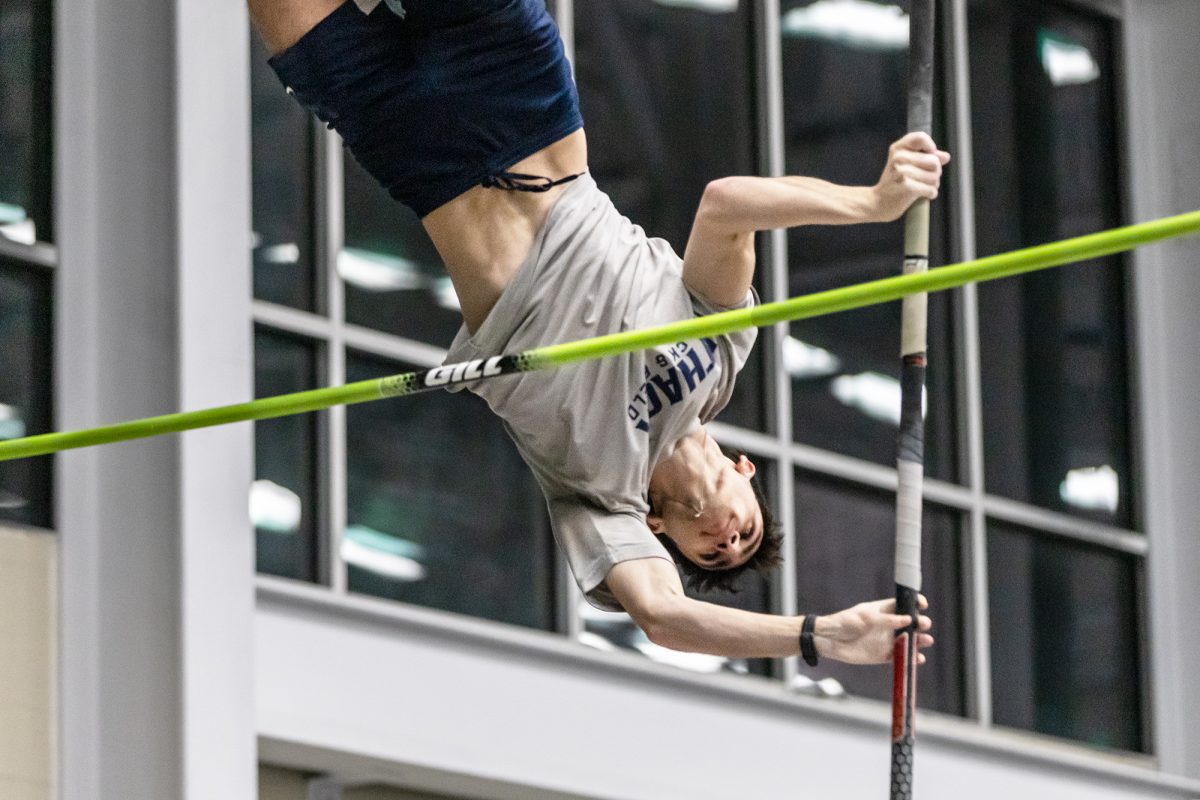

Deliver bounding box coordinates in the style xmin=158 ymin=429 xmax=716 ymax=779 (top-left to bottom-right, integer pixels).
xmin=55 ymin=1 xmax=255 ymax=798
xmin=1126 ymin=0 xmax=1200 ymax=781
xmin=256 ymin=585 xmax=1200 ymax=800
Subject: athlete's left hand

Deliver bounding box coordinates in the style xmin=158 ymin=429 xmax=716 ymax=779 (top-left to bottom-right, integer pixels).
xmin=813 ymin=594 xmax=934 ymax=665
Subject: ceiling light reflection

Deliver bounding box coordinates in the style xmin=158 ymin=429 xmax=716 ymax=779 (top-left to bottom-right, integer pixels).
xmin=829 ymin=371 xmax=926 ymax=426
xmin=341 ymin=524 xmax=427 ymax=582
xmin=0 ymin=489 xmax=28 ymax=510
xmin=0 ymin=404 xmax=26 ymax=441
xmin=783 ymin=336 xmax=841 ymax=379
xmin=258 ymin=242 xmax=301 ymax=264
xmin=781 ymin=0 xmax=909 ymax=51
xmin=0 ymin=202 xmax=25 ymax=224
xmin=652 ymin=0 xmax=738 ymax=11
xmin=1039 ymin=31 xmax=1100 ymax=86
xmin=433 ymin=277 xmax=461 ymax=311
xmin=249 ymin=479 xmax=302 ymax=534
xmin=1059 ymin=465 xmax=1119 ymax=513
xmin=338 ymin=247 xmax=427 ymax=292
xmin=0 ymin=220 xmax=36 ymax=245
xmin=831 ymin=371 xmax=893 ymax=425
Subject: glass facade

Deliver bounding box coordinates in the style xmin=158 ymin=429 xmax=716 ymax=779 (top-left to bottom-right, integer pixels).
xmin=346 ymin=353 xmax=556 ymax=629
xmin=793 ymin=472 xmax=964 ymax=716
xmin=0 ymin=259 xmax=53 ymax=529
xmin=970 ymin=0 xmax=1132 ymax=528
xmin=0 ymin=0 xmax=53 ymax=529
xmin=988 ymin=522 xmax=1142 ymax=751
xmin=0 ymin=0 xmax=52 ymax=246
xmin=781 ymin=0 xmax=956 ymax=479
xmin=251 ymin=35 xmax=318 ymax=312
xmin=247 ymin=0 xmax=1148 ymax=755
xmin=342 ymin=156 xmax=458 ymax=347
xmin=574 ymin=0 xmax=767 ymax=432
xmin=253 ymin=328 xmax=322 ymax=582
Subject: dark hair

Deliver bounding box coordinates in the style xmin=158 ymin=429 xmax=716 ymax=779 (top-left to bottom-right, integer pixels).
xmin=656 ymin=445 xmax=784 ymax=594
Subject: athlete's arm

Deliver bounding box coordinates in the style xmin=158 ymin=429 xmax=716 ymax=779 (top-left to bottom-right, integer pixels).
xmin=681 ymin=132 xmax=950 ymax=308
xmin=605 ymin=557 xmax=933 ymax=661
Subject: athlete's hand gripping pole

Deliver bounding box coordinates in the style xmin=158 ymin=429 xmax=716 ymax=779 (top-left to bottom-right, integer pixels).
xmin=891 ymin=2 xmax=935 ymax=799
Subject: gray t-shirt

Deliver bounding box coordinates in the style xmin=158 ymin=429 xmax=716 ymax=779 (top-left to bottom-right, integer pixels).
xmin=445 ymin=174 xmax=757 ymax=610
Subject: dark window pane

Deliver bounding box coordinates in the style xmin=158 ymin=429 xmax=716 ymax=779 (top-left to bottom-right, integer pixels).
xmin=346 ymin=353 xmax=555 ymax=630
xmin=987 ymin=522 xmax=1143 ymax=751
xmin=575 ymin=0 xmax=767 ymax=432
xmin=251 ymin=35 xmax=317 ymax=311
xmin=0 ymin=259 xmax=52 ymax=528
xmin=576 ymin=0 xmax=754 ymax=254
xmin=970 ymin=1 xmax=1132 ymax=527
xmin=0 ymin=0 xmax=53 ymax=244
xmin=781 ymin=0 xmax=955 ymax=480
xmin=342 ymin=156 xmax=459 ymax=346
xmin=581 ymin=455 xmax=776 ymax=678
xmin=253 ymin=328 xmax=321 ymax=581
xmin=794 ymin=472 xmax=964 ymax=717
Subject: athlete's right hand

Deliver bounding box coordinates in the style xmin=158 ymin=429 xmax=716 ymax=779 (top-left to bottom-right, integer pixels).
xmin=813 ymin=594 xmax=934 ymax=665
xmin=870 ymin=132 xmax=951 ymax=223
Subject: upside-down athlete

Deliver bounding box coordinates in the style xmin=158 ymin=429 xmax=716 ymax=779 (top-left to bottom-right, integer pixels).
xmin=249 ymin=0 xmax=945 ymax=664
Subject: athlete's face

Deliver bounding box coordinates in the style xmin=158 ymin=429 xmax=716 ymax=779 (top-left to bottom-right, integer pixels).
xmin=649 ymin=455 xmax=763 ymax=570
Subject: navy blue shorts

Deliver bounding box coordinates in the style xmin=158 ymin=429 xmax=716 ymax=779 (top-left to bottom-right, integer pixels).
xmin=269 ymin=0 xmax=583 ymax=217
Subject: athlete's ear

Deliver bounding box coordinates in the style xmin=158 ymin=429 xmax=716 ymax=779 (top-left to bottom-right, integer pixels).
xmin=733 ymin=454 xmax=757 ymax=479
xmin=645 ymin=512 xmax=665 ymax=534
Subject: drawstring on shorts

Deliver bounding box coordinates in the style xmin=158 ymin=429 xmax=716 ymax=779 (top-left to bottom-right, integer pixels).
xmin=481 ymin=171 xmax=584 ymax=193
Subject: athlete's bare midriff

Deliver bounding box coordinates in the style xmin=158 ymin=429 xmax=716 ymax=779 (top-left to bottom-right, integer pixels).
xmin=422 ymin=129 xmax=589 ymax=334
xmin=248 ymin=0 xmax=588 ymax=335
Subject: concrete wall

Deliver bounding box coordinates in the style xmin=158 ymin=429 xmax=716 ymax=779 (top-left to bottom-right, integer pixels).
xmin=0 ymin=527 xmax=55 ymax=800
xmin=256 ymin=582 xmax=1200 ymax=800
xmin=1124 ymin=0 xmax=1200 ymax=781
xmin=260 ymin=764 xmax=312 ymax=800
xmin=54 ymin=1 xmax=255 ymax=798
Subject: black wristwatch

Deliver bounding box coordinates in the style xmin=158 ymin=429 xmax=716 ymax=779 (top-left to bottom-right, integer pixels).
xmin=800 ymin=614 xmax=819 ymax=667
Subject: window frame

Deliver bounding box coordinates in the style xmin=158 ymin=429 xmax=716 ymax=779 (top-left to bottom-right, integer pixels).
xmin=247 ymin=0 xmax=1154 ymax=758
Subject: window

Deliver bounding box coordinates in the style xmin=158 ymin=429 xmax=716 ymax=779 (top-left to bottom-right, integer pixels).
xmin=345 ymin=353 xmax=556 ymax=629
xmin=574 ymin=0 xmax=767 ymax=431
xmin=793 ymin=472 xmax=965 ymax=716
xmin=250 ymin=35 xmax=317 ymax=312
xmin=253 ymin=328 xmax=323 ymax=582
xmin=970 ymin=0 xmax=1132 ymax=527
xmin=0 ymin=0 xmax=53 ymax=529
xmin=249 ymin=33 xmax=557 ymax=630
xmin=781 ymin=0 xmax=956 ymax=479
xmin=246 ymin=0 xmax=1150 ymax=753
xmin=0 ymin=259 xmax=53 ymax=529
xmin=987 ymin=521 xmax=1142 ymax=751
xmin=969 ymin=0 xmax=1144 ymax=750
xmin=0 ymin=0 xmax=52 ymax=246
xmin=341 ymin=156 xmax=458 ymax=347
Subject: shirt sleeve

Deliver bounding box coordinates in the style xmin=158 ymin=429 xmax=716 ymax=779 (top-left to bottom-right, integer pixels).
xmin=548 ymin=496 xmax=674 ymax=612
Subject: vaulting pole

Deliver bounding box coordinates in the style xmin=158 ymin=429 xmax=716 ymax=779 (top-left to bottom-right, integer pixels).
xmin=890 ymin=2 xmax=936 ymax=798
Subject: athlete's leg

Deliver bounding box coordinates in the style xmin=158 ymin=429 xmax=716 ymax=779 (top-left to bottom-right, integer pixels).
xmin=247 ymin=0 xmax=345 ymax=55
